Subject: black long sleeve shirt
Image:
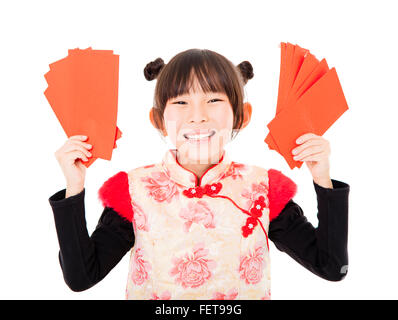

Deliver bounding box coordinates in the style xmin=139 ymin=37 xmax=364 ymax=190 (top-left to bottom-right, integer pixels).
xmin=48 ymin=178 xmax=350 ymax=293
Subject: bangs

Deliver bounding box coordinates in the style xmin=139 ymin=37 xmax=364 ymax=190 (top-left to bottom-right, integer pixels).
xmin=158 ymin=50 xmax=238 ymax=104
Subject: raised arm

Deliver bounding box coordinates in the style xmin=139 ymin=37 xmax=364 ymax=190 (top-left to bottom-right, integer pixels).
xmin=267 ymin=169 xmax=350 ymax=281
xmin=48 ymin=171 xmax=135 ymax=292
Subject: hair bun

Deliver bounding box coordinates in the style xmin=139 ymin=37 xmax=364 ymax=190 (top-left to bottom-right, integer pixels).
xmin=144 ymin=58 xmax=165 ymax=81
xmin=237 ymin=61 xmax=254 ymax=84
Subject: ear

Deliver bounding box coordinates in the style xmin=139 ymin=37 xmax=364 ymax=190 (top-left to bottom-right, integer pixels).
xmin=241 ymin=102 xmax=252 ymax=129
xmin=149 ymin=107 xmax=167 ymax=137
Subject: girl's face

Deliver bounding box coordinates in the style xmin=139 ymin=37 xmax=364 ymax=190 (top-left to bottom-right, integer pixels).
xmin=163 ymin=77 xmax=234 ymax=165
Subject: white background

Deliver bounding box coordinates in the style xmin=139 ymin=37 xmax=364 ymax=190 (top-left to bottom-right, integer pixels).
xmin=0 ymin=0 xmax=397 ymax=299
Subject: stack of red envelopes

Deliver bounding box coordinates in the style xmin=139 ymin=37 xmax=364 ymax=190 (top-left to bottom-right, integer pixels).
xmin=265 ymin=42 xmax=349 ymax=169
xmin=44 ymin=47 xmax=122 ymax=168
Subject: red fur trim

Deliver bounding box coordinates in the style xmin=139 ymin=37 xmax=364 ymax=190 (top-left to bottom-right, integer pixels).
xmin=268 ymin=169 xmax=297 ymax=222
xmin=98 ymin=171 xmax=134 ymax=223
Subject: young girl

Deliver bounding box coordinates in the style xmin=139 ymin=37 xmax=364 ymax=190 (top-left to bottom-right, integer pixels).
xmin=49 ymin=48 xmax=350 ymax=300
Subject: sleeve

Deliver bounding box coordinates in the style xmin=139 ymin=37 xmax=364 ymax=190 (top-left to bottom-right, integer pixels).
xmin=48 ymin=171 xmax=135 ymax=292
xmin=268 ymin=177 xmax=350 ymax=281
xmin=267 ymin=169 xmax=298 ymax=222
xmin=97 ymin=171 xmax=134 ymax=223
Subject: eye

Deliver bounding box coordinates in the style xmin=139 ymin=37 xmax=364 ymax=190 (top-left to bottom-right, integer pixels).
xmin=172 ymin=99 xmax=221 ymax=105
xmin=209 ymin=99 xmax=221 ymax=103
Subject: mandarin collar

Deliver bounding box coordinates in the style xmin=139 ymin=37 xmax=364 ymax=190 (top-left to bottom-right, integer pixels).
xmin=161 ymin=148 xmax=232 ymax=188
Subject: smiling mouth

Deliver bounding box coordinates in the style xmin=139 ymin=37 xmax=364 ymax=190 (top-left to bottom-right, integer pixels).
xmin=183 ymin=130 xmax=216 ymax=141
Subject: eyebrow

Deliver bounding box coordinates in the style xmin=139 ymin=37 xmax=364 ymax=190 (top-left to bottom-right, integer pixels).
xmin=175 ymin=92 xmax=224 ymax=99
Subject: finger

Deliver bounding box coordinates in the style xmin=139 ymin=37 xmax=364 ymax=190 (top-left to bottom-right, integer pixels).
xmin=65 ymin=142 xmax=92 ymax=156
xmin=67 ymin=150 xmax=89 ymax=162
xmin=69 ymin=135 xmax=88 ymax=141
xmin=64 ymin=143 xmax=92 ymax=158
xmin=67 ymin=139 xmax=93 ymax=150
xmin=296 ymin=133 xmax=319 ymax=144
xmin=292 ymin=140 xmax=323 ymax=155
xmin=296 ymin=151 xmax=326 ymax=162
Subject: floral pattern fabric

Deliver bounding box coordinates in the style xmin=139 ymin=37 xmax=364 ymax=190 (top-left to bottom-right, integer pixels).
xmin=125 ymin=149 xmax=272 ymax=300
xmin=169 ymin=242 xmax=217 ymax=288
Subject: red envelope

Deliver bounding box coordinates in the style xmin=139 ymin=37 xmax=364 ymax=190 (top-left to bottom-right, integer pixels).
xmin=275 ymin=42 xmax=287 ymax=115
xmin=44 ymin=48 xmax=121 ymax=168
xmin=265 ymin=42 xmax=349 ymax=169
xmin=267 ymin=44 xmax=312 ymax=153
xmin=85 ymin=126 xmax=122 ymax=167
xmin=267 ymin=67 xmax=348 ymax=169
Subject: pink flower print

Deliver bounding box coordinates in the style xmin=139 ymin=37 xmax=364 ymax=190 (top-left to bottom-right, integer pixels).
xmin=131 ymin=248 xmax=151 ymax=286
xmin=150 ymin=290 xmax=171 ymax=300
xmin=131 ymin=200 xmax=149 ymax=232
xmin=241 ymin=181 xmax=269 ymax=209
xmin=179 ymin=200 xmax=216 ymax=232
xmin=141 ymin=171 xmax=179 ymax=203
xmin=239 ymin=242 xmax=266 ymax=285
xmin=211 ymin=288 xmax=238 ymax=300
xmin=169 ymin=242 xmax=216 ymax=288
xmin=219 ymin=162 xmax=248 ymax=180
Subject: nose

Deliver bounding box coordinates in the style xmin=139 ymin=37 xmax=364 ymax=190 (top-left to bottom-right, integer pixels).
xmin=188 ymin=103 xmax=208 ymax=124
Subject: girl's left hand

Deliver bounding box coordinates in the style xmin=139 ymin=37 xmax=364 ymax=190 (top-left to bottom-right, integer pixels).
xmin=291 ymin=133 xmax=331 ymax=182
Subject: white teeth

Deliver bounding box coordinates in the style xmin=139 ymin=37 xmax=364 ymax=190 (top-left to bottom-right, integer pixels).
xmin=187 ymin=133 xmax=211 ymax=139
xmin=184 ymin=131 xmax=215 ymax=140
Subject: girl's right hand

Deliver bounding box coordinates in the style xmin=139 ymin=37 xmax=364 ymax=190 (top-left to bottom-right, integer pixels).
xmin=54 ymin=135 xmax=93 ymax=195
